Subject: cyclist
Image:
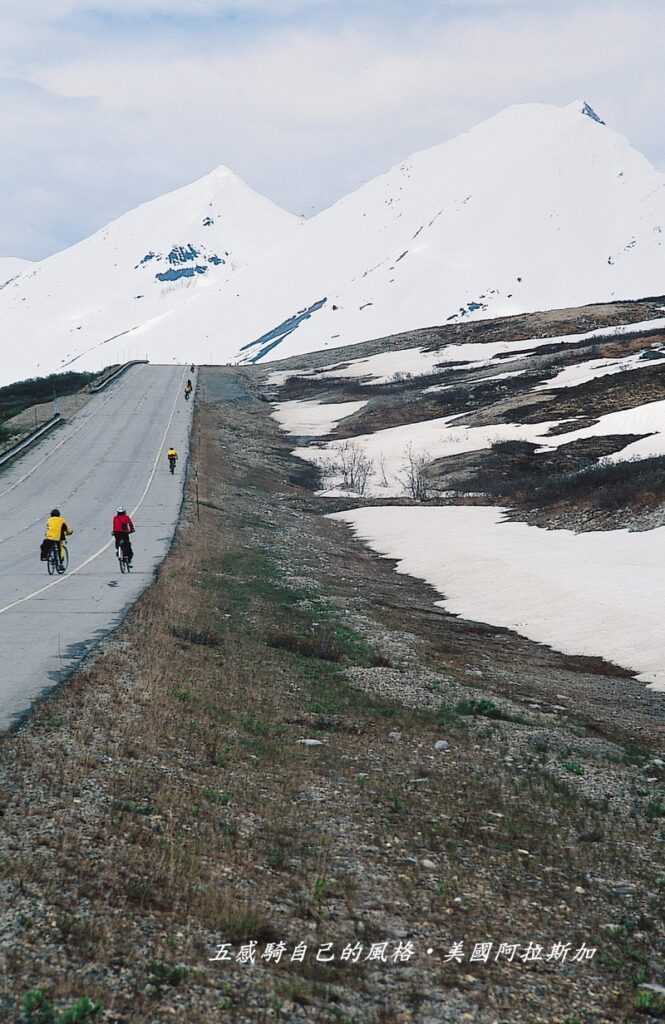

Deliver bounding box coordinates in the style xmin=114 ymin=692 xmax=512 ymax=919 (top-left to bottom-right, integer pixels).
xmin=167 ymin=447 xmax=178 ymax=474
xmin=184 ymin=380 xmax=193 ymax=400
xmin=112 ymin=507 xmax=135 ymax=565
xmin=42 ymin=508 xmax=73 ymax=566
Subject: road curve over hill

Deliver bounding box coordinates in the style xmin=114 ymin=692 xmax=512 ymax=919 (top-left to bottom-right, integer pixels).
xmin=0 ymin=364 xmax=193 ymax=731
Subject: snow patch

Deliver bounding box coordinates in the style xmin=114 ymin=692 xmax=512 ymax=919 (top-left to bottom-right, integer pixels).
xmin=271 ymin=399 xmax=367 ymax=437
xmin=330 ymin=505 xmax=665 ymax=690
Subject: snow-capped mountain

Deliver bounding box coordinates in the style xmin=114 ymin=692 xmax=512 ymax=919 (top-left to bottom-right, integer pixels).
xmin=0 ymin=168 xmax=299 ymax=384
xmin=0 ymin=257 xmax=33 ymax=287
xmin=117 ymin=100 xmax=665 ymax=370
xmin=228 ymin=99 xmax=665 ymax=362
xmin=4 ymin=100 xmax=665 ymax=384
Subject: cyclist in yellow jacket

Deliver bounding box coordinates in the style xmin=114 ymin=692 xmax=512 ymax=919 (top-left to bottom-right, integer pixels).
xmin=43 ymin=509 xmax=73 ymax=564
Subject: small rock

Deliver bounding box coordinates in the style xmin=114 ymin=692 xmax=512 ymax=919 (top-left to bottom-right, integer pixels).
xmin=421 ymin=859 xmax=437 ymax=870
xmin=297 ymin=739 xmax=324 ymax=747
xmin=389 ymin=731 xmax=402 ymax=741
xmin=578 ymin=829 xmax=603 ymax=843
xmin=434 ymin=740 xmax=449 ymax=752
xmin=613 ymin=882 xmax=637 ymax=897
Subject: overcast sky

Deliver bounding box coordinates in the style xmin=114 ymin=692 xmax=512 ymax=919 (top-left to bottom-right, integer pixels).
xmin=2 ymin=0 xmax=664 ymax=259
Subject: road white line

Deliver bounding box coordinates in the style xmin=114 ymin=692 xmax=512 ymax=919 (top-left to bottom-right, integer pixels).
xmin=0 ymin=368 xmax=188 ymax=617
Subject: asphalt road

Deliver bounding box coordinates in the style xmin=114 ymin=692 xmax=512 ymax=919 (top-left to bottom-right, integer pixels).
xmin=0 ymin=364 xmax=193 ymax=731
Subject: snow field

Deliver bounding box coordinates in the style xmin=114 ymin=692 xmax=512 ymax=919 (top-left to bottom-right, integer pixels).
xmin=292 ymin=414 xmax=561 ymax=497
xmin=538 ymin=398 xmax=665 ymax=464
xmin=0 ymin=257 xmax=33 ymax=285
xmin=536 ymin=349 xmax=665 ymax=391
xmin=271 ymin=399 xmax=367 ymax=437
xmin=330 ymin=505 xmax=665 ymax=690
xmin=267 ymin=317 xmax=665 ymax=391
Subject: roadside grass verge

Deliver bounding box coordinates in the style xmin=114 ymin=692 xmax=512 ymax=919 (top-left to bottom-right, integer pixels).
xmin=0 ymin=370 xmax=96 ymax=426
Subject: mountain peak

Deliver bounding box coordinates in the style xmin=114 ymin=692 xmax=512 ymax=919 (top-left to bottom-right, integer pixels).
xmin=195 ymin=164 xmax=242 ymax=186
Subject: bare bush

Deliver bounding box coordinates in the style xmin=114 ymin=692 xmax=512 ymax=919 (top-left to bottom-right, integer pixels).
xmin=325 ymin=441 xmax=375 ymax=495
xmin=378 ymin=452 xmax=390 ymax=488
xmin=400 ymin=444 xmax=433 ymax=501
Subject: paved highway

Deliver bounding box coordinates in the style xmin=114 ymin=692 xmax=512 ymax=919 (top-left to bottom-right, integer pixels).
xmin=0 ymin=364 xmax=193 ymax=730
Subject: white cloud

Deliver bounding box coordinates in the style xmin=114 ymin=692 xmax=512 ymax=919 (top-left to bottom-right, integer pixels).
xmin=1 ymin=1 xmax=664 ymax=258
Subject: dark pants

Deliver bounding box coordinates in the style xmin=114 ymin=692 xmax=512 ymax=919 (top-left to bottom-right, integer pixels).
xmin=114 ymin=533 xmax=133 ymax=561
xmin=42 ymin=539 xmax=60 ymax=561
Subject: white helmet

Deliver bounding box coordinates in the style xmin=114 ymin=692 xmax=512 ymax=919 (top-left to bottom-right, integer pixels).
xmin=116 ymin=507 xmax=126 ymax=514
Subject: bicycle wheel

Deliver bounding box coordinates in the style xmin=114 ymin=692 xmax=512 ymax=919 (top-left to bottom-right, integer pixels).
xmin=47 ymin=549 xmax=57 ymax=575
xmin=57 ymin=546 xmax=69 ymax=574
xmin=119 ymin=552 xmax=128 ymax=573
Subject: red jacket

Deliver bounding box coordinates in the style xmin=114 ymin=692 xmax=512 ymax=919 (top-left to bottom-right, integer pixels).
xmin=112 ymin=513 xmax=135 ymax=535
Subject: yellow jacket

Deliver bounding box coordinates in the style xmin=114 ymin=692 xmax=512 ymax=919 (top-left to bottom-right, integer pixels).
xmin=167 ymin=449 xmax=178 ymax=458
xmin=45 ymin=516 xmax=72 ymax=542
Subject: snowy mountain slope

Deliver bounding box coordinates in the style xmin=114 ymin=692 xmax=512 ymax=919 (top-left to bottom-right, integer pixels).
xmin=263 ymin=297 xmax=665 ymax=687
xmin=226 ymin=100 xmax=665 ymax=363
xmin=0 ymin=257 xmax=33 ymax=287
xmin=0 ymin=168 xmax=299 ymax=385
xmin=274 ymin=311 xmax=665 ymax=498
xmin=152 ymin=98 xmax=665 ymax=368
xmin=266 ymin=317 xmax=665 ymax=388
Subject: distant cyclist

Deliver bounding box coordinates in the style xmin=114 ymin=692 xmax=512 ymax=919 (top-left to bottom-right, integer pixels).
xmin=184 ymin=380 xmax=193 ymax=400
xmin=167 ymin=447 xmax=178 ymax=474
xmin=112 ymin=507 xmax=135 ymax=565
xmin=42 ymin=508 xmax=73 ymax=566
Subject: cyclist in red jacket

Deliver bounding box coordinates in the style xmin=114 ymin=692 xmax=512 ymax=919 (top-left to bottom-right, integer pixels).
xmin=112 ymin=507 xmax=135 ymax=564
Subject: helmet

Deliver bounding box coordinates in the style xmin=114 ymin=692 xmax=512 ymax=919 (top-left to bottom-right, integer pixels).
xmin=51 ymin=508 xmax=60 ymax=517
xmin=116 ymin=507 xmax=126 ymax=514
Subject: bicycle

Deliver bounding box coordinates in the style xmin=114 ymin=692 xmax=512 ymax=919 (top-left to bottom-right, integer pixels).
xmin=46 ymin=541 xmax=68 ymax=576
xmin=117 ymin=536 xmax=132 ymax=573
xmin=168 ymin=456 xmax=177 ymax=475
